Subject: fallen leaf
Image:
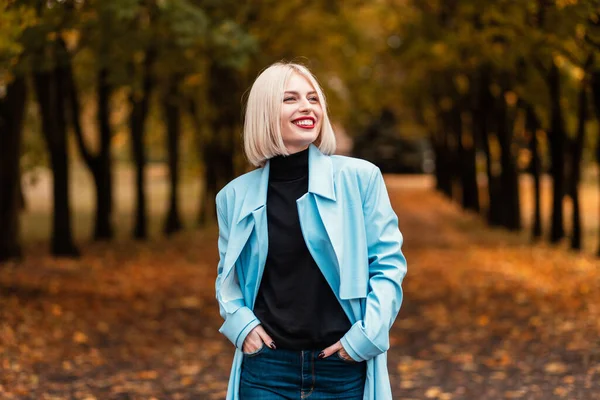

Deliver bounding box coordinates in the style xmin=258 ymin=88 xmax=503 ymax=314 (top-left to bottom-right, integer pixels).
xmin=73 ymin=331 xmax=88 ymax=344
xmin=545 ymin=362 xmax=567 ymax=375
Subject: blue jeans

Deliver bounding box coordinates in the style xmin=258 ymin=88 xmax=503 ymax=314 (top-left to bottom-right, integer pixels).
xmin=240 ymin=345 xmax=366 ymax=399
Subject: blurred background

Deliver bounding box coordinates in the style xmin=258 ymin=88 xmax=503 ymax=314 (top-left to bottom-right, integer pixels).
xmin=1 ymin=0 xmax=599 ymax=257
xmin=2 ymin=1 xmax=600 ymax=398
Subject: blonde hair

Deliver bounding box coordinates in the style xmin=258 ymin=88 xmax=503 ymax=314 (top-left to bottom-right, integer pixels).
xmin=243 ymin=62 xmax=336 ymax=167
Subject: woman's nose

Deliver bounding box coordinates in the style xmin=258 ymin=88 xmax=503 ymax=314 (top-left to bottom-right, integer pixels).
xmin=299 ymin=99 xmax=312 ymax=112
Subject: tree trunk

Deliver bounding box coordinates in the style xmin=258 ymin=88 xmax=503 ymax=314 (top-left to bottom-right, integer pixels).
xmin=597 ymin=139 xmax=600 ymax=257
xmin=495 ymin=85 xmax=521 ymax=230
xmin=476 ymin=67 xmax=503 ymax=226
xmin=196 ymin=63 xmax=242 ymax=225
xmin=95 ymin=67 xmax=114 ymax=239
xmin=568 ymin=66 xmax=590 ymax=250
xmin=433 ymin=118 xmax=453 ymax=198
xmin=209 ymin=63 xmax=238 ymax=183
xmin=429 ymin=87 xmax=453 ymax=198
xmin=129 ymin=48 xmax=155 ymax=239
xmin=65 ymin=42 xmax=114 ymax=240
xmin=591 ymin=69 xmax=600 ymax=256
xmin=186 ymin=98 xmax=210 ymax=226
xmin=163 ymin=75 xmax=183 ymax=235
xmin=18 ymin=180 xmax=26 ymax=210
xmin=33 ymin=66 xmax=79 ymax=257
xmin=454 ymin=106 xmax=479 ymax=212
xmin=0 ymin=76 xmax=27 ymax=262
xmin=441 ymin=108 xmax=460 ymax=201
xmin=547 ymin=61 xmax=566 ymax=243
xmin=200 ymin=142 xmax=219 ymax=226
xmin=524 ymin=102 xmax=543 ymax=239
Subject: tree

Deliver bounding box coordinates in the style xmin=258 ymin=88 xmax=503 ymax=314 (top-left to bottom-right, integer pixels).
xmin=153 ymin=0 xmax=208 ymax=234
xmin=0 ymin=75 xmax=27 ymax=262
xmin=0 ymin=2 xmax=35 ymax=262
xmin=27 ymin=2 xmax=79 ymax=256
xmin=61 ymin=1 xmax=140 ymax=241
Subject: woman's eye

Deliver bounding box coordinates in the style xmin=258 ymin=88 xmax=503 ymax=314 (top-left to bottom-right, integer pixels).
xmin=309 ymin=96 xmax=319 ymax=102
xmin=284 ymin=97 xmax=295 ymax=102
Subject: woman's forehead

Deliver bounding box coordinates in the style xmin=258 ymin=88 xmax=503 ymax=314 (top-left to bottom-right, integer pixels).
xmin=285 ymin=72 xmax=315 ymax=91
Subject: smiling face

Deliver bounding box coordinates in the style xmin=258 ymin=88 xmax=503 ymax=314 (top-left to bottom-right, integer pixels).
xmin=280 ymin=72 xmax=323 ymax=154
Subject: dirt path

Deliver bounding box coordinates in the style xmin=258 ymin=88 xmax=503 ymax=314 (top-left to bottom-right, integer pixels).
xmin=1 ymin=176 xmax=599 ymax=399
xmin=386 ymin=176 xmax=600 ymax=400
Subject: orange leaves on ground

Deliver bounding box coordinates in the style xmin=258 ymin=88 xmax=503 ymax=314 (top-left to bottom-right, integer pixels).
xmin=72 ymin=331 xmax=88 ymax=344
xmin=383 ymin=176 xmax=600 ymax=399
xmin=1 ymin=176 xmax=599 ymax=398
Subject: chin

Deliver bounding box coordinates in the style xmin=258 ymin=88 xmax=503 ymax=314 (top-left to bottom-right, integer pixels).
xmin=286 ymin=138 xmax=317 ymax=148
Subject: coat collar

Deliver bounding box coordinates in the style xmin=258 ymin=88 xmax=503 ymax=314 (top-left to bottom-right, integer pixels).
xmin=236 ymin=143 xmax=335 ymax=224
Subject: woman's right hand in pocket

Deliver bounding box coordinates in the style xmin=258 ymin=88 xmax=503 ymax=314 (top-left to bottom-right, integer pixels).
xmin=242 ymin=325 xmax=275 ymax=354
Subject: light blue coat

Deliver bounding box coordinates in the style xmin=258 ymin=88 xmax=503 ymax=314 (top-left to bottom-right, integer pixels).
xmin=215 ymin=144 xmax=407 ymax=399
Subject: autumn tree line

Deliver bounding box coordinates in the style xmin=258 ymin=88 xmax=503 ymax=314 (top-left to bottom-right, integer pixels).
xmin=395 ymin=0 xmax=600 ymax=256
xmin=0 ymin=0 xmax=389 ymax=261
xmin=2 ymin=0 xmax=600 ymax=261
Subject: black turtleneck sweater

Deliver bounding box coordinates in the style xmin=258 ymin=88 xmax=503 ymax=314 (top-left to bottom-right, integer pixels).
xmin=253 ymin=147 xmax=351 ymax=350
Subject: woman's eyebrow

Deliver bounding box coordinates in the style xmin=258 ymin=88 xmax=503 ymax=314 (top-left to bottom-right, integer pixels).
xmin=284 ymin=90 xmax=318 ymax=96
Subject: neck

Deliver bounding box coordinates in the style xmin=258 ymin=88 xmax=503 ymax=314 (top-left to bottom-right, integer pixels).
xmin=285 ymin=143 xmax=310 ymax=154
xmin=269 ymin=147 xmax=309 ymax=182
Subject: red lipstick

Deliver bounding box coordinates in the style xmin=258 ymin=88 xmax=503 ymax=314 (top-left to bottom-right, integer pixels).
xmin=292 ymin=117 xmax=316 ymax=129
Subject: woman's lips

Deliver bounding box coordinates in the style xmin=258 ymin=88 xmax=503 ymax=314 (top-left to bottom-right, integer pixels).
xmin=292 ymin=117 xmax=316 ymax=129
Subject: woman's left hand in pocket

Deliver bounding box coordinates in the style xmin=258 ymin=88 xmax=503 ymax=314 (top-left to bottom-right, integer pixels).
xmin=318 ymin=340 xmax=356 ymax=362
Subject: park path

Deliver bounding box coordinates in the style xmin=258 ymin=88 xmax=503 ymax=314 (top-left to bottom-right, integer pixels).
xmin=1 ymin=175 xmax=599 ymax=399
xmin=384 ymin=176 xmax=600 ymax=399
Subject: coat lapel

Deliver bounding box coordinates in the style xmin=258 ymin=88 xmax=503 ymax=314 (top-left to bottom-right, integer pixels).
xmin=225 ymin=145 xmax=347 ymax=305
xmin=251 ymin=205 xmax=268 ymax=307
xmin=221 ymin=164 xmax=269 ymax=305
xmin=306 ymin=144 xmax=344 ymax=273
xmin=236 ymin=163 xmax=270 ymax=225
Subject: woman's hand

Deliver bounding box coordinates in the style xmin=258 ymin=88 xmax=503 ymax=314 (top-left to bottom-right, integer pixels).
xmin=242 ymin=325 xmax=275 ymax=354
xmin=318 ymin=340 xmax=356 ymax=362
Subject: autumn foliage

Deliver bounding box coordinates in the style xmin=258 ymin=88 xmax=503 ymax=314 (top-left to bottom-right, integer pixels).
xmin=1 ymin=177 xmax=599 ymax=398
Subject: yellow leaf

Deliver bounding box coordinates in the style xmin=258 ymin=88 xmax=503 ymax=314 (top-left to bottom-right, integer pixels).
xmin=544 ymin=362 xmax=567 ymax=374
xmin=96 ymin=321 xmax=109 ymax=333
xmin=179 ymin=364 xmax=201 ymax=376
xmin=400 ymin=380 xmax=414 ymax=389
xmin=138 ymin=370 xmax=158 ymax=380
xmin=491 ymin=371 xmax=506 ymax=380
xmin=73 ymin=331 xmax=88 ymax=344
xmin=51 ymin=304 xmax=62 ymax=316
xmin=553 ymin=387 xmax=569 ymax=397
xmin=180 ymin=376 xmax=194 ymax=386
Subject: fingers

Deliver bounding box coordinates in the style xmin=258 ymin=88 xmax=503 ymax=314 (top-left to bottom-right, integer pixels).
xmin=318 ymin=340 xmax=343 ymax=359
xmin=255 ymin=325 xmax=276 ymax=349
xmin=337 ymin=346 xmax=355 ymax=361
xmin=242 ymin=325 xmax=276 ymax=353
xmin=242 ymin=326 xmax=266 ymax=353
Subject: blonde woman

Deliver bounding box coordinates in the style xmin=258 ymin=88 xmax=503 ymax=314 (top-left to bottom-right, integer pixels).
xmin=215 ymin=61 xmax=407 ymax=399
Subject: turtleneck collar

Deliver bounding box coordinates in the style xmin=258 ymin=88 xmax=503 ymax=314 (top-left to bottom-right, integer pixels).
xmin=269 ymin=147 xmax=309 ymax=182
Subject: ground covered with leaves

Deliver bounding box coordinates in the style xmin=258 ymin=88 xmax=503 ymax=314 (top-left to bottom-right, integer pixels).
xmin=2 ymin=176 xmax=599 ymax=399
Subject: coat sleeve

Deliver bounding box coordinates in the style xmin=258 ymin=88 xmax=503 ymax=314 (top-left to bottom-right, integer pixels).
xmin=340 ymin=167 xmax=407 ymax=362
xmin=215 ymin=194 xmax=260 ymax=348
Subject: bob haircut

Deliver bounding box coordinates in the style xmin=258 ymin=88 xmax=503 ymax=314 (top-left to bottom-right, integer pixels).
xmin=243 ymin=62 xmax=336 ymax=167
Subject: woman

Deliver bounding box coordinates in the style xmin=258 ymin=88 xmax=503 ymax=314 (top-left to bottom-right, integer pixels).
xmin=215 ymin=62 xmax=407 ymax=399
